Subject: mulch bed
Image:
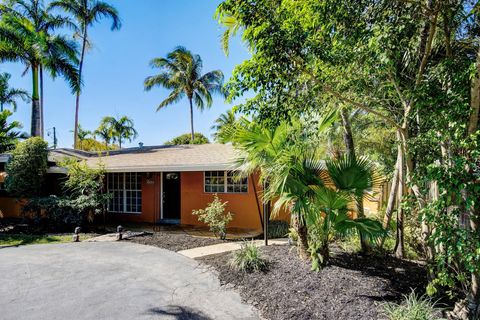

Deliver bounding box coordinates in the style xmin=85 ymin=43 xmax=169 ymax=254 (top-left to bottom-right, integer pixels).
xmin=198 ymin=245 xmax=428 ymax=320
xmin=128 ymin=232 xmax=225 ymax=252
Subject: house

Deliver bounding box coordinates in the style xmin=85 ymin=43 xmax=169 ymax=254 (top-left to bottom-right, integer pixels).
xmin=0 ymin=144 xmax=278 ymax=231
xmin=0 ymin=144 xmax=385 ymax=231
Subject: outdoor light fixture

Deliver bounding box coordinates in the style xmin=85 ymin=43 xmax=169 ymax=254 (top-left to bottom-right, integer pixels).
xmin=72 ymin=226 xmax=81 ymax=242
xmin=116 ymin=225 xmax=124 ymax=241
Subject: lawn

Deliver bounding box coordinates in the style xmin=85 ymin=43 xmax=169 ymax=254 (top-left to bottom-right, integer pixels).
xmin=0 ymin=234 xmax=94 ymax=247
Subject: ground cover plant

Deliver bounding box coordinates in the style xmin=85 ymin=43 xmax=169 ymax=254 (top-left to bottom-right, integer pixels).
xmin=229 ymin=241 xmax=268 ymax=272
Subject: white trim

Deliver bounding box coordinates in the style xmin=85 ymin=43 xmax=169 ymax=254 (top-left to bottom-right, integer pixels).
xmin=160 ymin=172 xmax=163 ymax=220
xmin=203 ymin=171 xmax=249 ymax=194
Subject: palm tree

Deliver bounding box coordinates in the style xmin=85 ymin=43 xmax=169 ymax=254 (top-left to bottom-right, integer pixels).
xmin=0 ymin=109 xmax=27 ymax=153
xmin=49 ymin=0 xmax=121 ymax=149
xmin=99 ymin=115 xmax=137 ymax=149
xmin=144 ymin=46 xmax=225 ymax=142
xmin=0 ymin=4 xmax=79 ymax=137
xmin=211 ymin=109 xmax=236 ymax=142
xmin=326 ymin=155 xmax=383 ymax=253
xmin=0 ymin=72 xmax=29 ymax=112
xmin=94 ymin=122 xmax=113 ymax=147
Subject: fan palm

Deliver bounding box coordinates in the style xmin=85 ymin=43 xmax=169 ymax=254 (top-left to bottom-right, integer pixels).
xmin=144 ymin=46 xmax=225 ymax=142
xmin=0 ymin=5 xmax=79 ymax=137
xmin=99 ymin=115 xmax=137 ymax=149
xmin=49 ymin=0 xmax=121 ymax=149
xmin=0 ymin=72 xmax=29 ymax=111
xmin=326 ymin=154 xmax=383 ymax=252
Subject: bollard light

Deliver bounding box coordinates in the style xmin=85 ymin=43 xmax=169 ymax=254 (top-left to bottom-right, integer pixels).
xmin=72 ymin=226 xmax=81 ymax=242
xmin=116 ymin=225 xmax=123 ymax=241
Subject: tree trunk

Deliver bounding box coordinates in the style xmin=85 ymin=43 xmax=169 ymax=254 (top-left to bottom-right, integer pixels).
xmin=189 ymin=97 xmax=195 ymax=142
xmin=39 ymin=65 xmax=44 ymax=138
xmin=74 ymin=27 xmax=87 ymax=149
xmin=292 ymin=214 xmax=309 ymax=260
xmin=394 ymin=131 xmax=405 ymax=259
xmin=340 ymin=107 xmax=355 ymax=159
xmin=30 ymin=64 xmax=41 ymax=137
xmin=380 ymin=152 xmax=400 ymax=248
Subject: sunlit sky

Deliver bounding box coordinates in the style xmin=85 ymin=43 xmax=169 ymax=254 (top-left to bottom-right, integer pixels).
xmin=2 ymin=0 xmax=250 ymax=148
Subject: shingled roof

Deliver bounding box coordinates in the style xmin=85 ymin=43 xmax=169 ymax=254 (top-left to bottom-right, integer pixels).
xmin=49 ymin=144 xmax=239 ymax=172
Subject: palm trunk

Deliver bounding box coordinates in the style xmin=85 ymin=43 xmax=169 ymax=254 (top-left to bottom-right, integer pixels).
xmin=39 ymin=65 xmax=44 ymax=138
xmin=30 ymin=63 xmax=41 ymax=137
xmin=74 ymin=26 xmax=87 ymax=149
xmin=292 ymin=213 xmax=309 ymax=260
xmin=394 ymin=131 xmax=405 ymax=258
xmin=189 ymin=97 xmax=195 ymax=142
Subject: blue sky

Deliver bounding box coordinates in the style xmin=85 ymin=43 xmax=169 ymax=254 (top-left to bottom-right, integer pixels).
xmin=3 ymin=0 xmax=250 ymax=148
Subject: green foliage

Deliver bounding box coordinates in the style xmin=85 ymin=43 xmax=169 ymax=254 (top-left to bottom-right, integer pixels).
xmin=98 ymin=115 xmax=137 ymax=148
xmin=165 ymin=133 xmax=210 ymax=145
xmin=229 ymin=241 xmax=268 ymax=272
xmin=192 ymin=194 xmax=233 ymax=240
xmin=382 ymin=291 xmax=443 ymax=320
xmin=144 ymin=46 xmax=224 ymax=140
xmin=5 ymin=137 xmax=48 ymax=198
xmin=0 ymin=72 xmax=29 ymax=112
xmin=267 ymin=220 xmax=289 ymax=239
xmin=0 ymin=109 xmax=26 ymax=153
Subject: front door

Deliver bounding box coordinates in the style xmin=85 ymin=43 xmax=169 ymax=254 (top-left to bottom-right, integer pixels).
xmin=162 ymin=172 xmax=181 ymax=221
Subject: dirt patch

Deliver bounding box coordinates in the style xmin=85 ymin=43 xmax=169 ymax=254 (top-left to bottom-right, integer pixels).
xmin=198 ymin=245 xmax=428 ymax=320
xmin=128 ymin=232 xmax=225 ymax=252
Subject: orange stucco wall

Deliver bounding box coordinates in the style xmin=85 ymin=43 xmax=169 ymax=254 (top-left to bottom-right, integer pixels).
xmin=0 ymin=197 xmax=23 ymax=218
xmin=180 ymin=172 xmax=266 ymax=231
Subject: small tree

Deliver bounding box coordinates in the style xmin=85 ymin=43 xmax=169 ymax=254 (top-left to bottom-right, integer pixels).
xmin=5 ymin=137 xmax=48 ymax=199
xmin=165 ymin=133 xmax=210 ymax=145
xmin=192 ymin=194 xmax=233 ymax=239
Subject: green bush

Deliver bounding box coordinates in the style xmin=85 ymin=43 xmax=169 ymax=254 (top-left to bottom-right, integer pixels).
xmin=268 ymin=220 xmax=289 ymax=239
xmin=382 ymin=291 xmax=443 ymax=320
xmin=192 ymin=194 xmax=233 ymax=239
xmin=230 ymin=241 xmax=268 ymax=272
xmin=5 ymin=137 xmax=48 ymax=199
xmin=165 ymin=133 xmax=210 ymax=145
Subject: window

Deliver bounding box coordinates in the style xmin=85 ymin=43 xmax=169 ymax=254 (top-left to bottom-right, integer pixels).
xmin=204 ymin=171 xmax=248 ymax=193
xmin=107 ymin=173 xmax=142 ymax=213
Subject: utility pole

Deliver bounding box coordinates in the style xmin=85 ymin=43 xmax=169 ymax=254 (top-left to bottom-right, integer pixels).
xmin=47 ymin=127 xmax=57 ymax=149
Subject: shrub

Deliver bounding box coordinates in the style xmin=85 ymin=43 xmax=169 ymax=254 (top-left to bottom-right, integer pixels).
xmin=382 ymin=291 xmax=443 ymax=320
xmin=165 ymin=133 xmax=210 ymax=145
xmin=192 ymin=194 xmax=233 ymax=239
xmin=230 ymin=241 xmax=268 ymax=272
xmin=268 ymin=220 xmax=289 ymax=239
xmin=5 ymin=137 xmax=48 ymax=199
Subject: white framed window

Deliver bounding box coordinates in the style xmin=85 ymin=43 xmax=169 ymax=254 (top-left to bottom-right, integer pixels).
xmin=204 ymin=171 xmax=248 ymax=193
xmin=107 ymin=173 xmax=142 ymax=214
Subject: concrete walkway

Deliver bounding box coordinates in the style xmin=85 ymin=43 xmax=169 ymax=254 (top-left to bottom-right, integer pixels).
xmin=0 ymin=242 xmax=258 ymax=320
xmin=178 ymin=239 xmax=289 ymax=259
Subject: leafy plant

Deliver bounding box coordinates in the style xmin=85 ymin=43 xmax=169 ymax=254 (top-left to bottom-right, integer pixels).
xmin=165 ymin=133 xmax=210 ymax=145
xmin=267 ymin=220 xmax=289 ymax=239
xmin=192 ymin=194 xmax=233 ymax=240
xmin=5 ymin=137 xmax=48 ymax=199
xmin=382 ymin=291 xmax=443 ymax=320
xmin=229 ymin=241 xmax=268 ymax=272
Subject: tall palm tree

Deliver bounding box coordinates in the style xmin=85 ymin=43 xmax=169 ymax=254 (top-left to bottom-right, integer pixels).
xmin=0 ymin=72 xmax=29 ymax=112
xmin=1 ymin=0 xmax=77 ymax=136
xmin=211 ymin=109 xmax=236 ymax=142
xmin=49 ymin=0 xmax=121 ymax=149
xmin=99 ymin=115 xmax=137 ymax=149
xmin=0 ymin=5 xmax=79 ymax=137
xmin=144 ymin=46 xmax=225 ymax=142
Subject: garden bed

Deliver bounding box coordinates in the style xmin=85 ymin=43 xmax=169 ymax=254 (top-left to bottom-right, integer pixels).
xmin=128 ymin=231 xmax=225 ymax=252
xmin=198 ymin=245 xmax=428 ymax=320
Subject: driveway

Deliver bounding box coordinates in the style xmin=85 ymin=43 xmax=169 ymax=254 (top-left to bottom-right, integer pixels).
xmin=0 ymin=242 xmax=258 ymax=320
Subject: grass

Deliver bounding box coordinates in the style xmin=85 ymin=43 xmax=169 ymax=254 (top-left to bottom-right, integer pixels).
xmin=382 ymin=291 xmax=444 ymax=320
xmin=229 ymin=240 xmax=268 ymax=272
xmin=0 ymin=233 xmax=94 ymax=247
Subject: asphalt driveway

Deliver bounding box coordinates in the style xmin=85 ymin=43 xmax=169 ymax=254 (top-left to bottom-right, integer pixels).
xmin=0 ymin=242 xmax=258 ymax=320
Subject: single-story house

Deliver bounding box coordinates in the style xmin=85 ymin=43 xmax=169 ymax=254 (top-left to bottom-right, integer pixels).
xmin=0 ymin=144 xmax=384 ymax=231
